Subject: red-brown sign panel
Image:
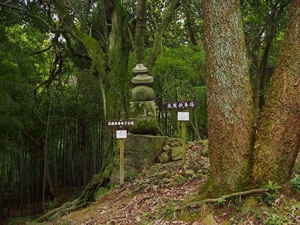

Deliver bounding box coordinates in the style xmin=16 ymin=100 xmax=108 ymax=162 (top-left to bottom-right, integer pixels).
xmin=162 ymin=100 xmax=198 ymax=110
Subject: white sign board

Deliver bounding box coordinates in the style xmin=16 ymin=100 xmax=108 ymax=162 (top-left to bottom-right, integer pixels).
xmin=177 ymin=112 xmax=190 ymax=121
xmin=116 ymin=130 xmax=127 ymax=139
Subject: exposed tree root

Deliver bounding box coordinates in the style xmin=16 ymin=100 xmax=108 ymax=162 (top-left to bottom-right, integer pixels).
xmin=36 ymin=163 xmax=113 ymax=222
xmin=183 ymin=188 xmax=269 ymax=209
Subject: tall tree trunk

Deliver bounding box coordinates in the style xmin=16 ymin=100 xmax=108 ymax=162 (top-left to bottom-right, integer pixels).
xmin=253 ymin=0 xmax=300 ymax=186
xmin=107 ymin=1 xmax=131 ymax=118
xmin=252 ymin=2 xmax=288 ymax=116
xmin=53 ymin=0 xmax=107 ymax=116
xmin=252 ymin=31 xmax=274 ymax=117
xmin=183 ymin=1 xmax=202 ymax=47
xmin=37 ymin=1 xmax=130 ymax=221
xmin=135 ymin=0 xmax=147 ymax=64
xmin=23 ymin=131 xmax=56 ymax=199
xmin=43 ymin=144 xmax=56 ymax=200
xmin=202 ymin=0 xmax=254 ymax=196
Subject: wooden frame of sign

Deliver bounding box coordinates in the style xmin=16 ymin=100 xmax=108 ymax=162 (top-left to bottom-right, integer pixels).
xmin=162 ymin=100 xmax=198 ymax=166
xmin=106 ymin=120 xmax=137 ymax=184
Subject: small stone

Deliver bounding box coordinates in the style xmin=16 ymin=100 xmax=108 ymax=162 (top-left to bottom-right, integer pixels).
xmin=178 ymin=170 xmax=184 ymax=175
xmin=185 ymin=169 xmax=195 ymax=177
xmin=159 ymin=152 xmax=169 ymax=163
xmin=162 ymin=145 xmax=172 ymax=153
xmin=172 ymin=146 xmax=182 ymax=161
xmin=158 ymin=170 xmax=171 ymax=178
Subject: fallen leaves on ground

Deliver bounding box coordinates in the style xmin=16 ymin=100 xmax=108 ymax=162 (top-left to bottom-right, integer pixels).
xmin=56 ymin=142 xmax=210 ymax=225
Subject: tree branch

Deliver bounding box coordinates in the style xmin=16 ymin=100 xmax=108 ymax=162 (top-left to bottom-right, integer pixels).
xmin=31 ymin=46 xmax=52 ymax=55
xmin=0 ymin=2 xmax=51 ymax=29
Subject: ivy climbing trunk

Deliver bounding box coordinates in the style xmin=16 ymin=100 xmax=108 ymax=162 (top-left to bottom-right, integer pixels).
xmin=253 ymin=0 xmax=300 ymax=186
xmin=202 ymin=0 xmax=254 ymax=196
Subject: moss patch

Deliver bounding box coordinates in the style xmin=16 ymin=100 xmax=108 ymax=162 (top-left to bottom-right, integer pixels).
xmin=131 ymin=117 xmax=157 ymax=135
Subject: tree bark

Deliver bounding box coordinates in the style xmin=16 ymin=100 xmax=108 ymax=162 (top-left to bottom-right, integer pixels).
xmin=252 ymin=29 xmax=274 ymax=117
xmin=253 ymin=0 xmax=300 ymax=186
xmin=202 ymin=0 xmax=254 ymax=196
xmin=107 ymin=2 xmax=131 ymax=118
xmin=252 ymin=3 xmax=288 ymax=116
xmin=36 ymin=1 xmax=130 ymax=221
xmin=135 ymin=0 xmax=147 ymax=64
xmin=52 ymin=0 xmax=108 ymax=116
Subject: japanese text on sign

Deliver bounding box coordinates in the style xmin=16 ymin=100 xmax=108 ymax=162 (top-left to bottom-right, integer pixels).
xmin=107 ymin=121 xmax=135 ymax=126
xmin=162 ymin=101 xmax=198 ymax=110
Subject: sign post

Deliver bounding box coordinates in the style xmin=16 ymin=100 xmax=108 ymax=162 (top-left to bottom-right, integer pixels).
xmin=116 ymin=130 xmax=127 ymax=184
xmin=106 ymin=120 xmax=136 ymax=184
xmin=119 ymin=138 xmax=125 ymax=184
xmin=162 ymin=100 xmax=198 ymax=165
xmin=177 ymin=111 xmax=190 ymax=164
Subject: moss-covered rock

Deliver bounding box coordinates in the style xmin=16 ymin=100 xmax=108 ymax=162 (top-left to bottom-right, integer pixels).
xmin=159 ymin=152 xmax=169 ymax=163
xmin=172 ymin=146 xmax=183 ymax=161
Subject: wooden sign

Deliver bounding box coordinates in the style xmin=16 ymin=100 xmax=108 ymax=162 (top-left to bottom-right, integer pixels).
xmin=162 ymin=99 xmax=198 ymax=166
xmin=162 ymin=100 xmax=198 ymax=110
xmin=116 ymin=130 xmax=127 ymax=139
xmin=106 ymin=119 xmax=137 ymax=129
xmin=177 ymin=112 xmax=190 ymax=121
xmin=106 ymin=119 xmax=136 ymax=184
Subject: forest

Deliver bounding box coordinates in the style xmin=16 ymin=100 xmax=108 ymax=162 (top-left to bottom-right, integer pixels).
xmin=0 ymin=0 xmax=299 ymax=224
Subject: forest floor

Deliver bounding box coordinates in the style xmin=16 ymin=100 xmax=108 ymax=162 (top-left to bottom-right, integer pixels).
xmin=8 ymin=142 xmax=300 ymax=225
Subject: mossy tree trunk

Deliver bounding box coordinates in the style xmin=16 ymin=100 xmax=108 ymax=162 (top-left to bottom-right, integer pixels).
xmin=107 ymin=2 xmax=131 ymax=118
xmin=253 ymin=0 xmax=300 ymax=186
xmin=202 ymin=0 xmax=255 ymax=197
xmin=201 ymin=0 xmax=299 ymax=199
xmin=135 ymin=0 xmax=147 ymax=64
xmin=36 ymin=0 xmax=130 ymax=222
xmin=52 ymin=0 xmax=107 ymax=114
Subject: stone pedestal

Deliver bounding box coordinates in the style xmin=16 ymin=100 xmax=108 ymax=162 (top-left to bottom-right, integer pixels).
xmin=130 ymin=64 xmax=157 ymax=134
xmin=129 ymin=100 xmax=157 ymax=135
